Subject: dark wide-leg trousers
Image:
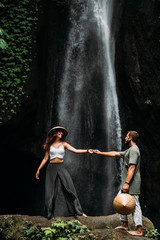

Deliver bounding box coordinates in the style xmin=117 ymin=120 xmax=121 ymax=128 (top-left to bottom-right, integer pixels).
xmin=44 ymin=163 xmax=83 ymax=219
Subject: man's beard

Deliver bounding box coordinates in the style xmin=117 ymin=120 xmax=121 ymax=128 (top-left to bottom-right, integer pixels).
xmin=125 ymin=139 xmax=131 ymax=144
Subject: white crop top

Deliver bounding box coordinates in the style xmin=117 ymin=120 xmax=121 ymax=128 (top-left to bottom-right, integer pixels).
xmin=50 ymin=145 xmax=65 ymax=160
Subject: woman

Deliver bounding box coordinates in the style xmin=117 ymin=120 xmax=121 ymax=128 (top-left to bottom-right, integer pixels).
xmin=36 ymin=126 xmax=90 ymax=219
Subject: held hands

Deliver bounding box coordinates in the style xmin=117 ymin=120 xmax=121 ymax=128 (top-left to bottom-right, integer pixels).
xmin=88 ymin=149 xmax=94 ymax=154
xmin=87 ymin=149 xmax=101 ymax=154
xmin=93 ymin=149 xmax=101 ymax=154
xmin=87 ymin=149 xmax=100 ymax=154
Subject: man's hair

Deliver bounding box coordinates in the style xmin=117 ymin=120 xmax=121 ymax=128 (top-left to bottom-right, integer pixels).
xmin=128 ymin=131 xmax=139 ymax=143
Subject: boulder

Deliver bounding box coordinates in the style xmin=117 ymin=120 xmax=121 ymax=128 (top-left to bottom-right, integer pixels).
xmin=0 ymin=214 xmax=154 ymax=240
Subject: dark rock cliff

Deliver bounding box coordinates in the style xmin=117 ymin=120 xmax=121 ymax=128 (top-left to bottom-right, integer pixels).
xmin=0 ymin=0 xmax=70 ymax=217
xmin=115 ymin=0 xmax=160 ymax=230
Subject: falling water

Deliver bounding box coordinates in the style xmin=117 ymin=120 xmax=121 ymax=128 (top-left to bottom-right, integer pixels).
xmin=54 ymin=0 xmax=122 ymax=215
xmin=93 ymin=0 xmax=121 ymax=150
xmin=93 ymin=0 xmax=122 ymax=202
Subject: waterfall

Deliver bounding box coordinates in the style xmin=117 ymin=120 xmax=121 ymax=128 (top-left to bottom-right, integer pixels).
xmin=93 ymin=0 xmax=122 ymax=202
xmin=54 ymin=0 xmax=122 ymax=215
xmin=93 ymin=0 xmax=121 ymax=150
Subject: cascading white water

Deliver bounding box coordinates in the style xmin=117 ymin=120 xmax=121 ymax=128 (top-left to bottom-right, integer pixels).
xmin=57 ymin=1 xmax=90 ymax=148
xmin=93 ymin=0 xmax=121 ymax=150
xmin=93 ymin=0 xmax=122 ymax=202
xmin=56 ymin=0 xmax=122 ymax=215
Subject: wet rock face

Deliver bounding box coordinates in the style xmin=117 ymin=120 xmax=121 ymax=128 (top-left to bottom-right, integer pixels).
xmin=115 ymin=0 xmax=160 ymax=227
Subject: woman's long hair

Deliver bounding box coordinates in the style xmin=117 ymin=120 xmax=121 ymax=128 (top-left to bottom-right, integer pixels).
xmin=43 ymin=131 xmax=66 ymax=151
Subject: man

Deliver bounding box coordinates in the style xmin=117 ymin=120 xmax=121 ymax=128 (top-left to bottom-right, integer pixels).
xmin=93 ymin=131 xmax=143 ymax=236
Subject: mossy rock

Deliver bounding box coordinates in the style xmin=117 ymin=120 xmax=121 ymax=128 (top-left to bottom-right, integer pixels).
xmin=0 ymin=214 xmax=155 ymax=240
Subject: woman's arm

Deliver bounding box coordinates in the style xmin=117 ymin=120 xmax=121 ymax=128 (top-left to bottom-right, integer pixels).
xmin=63 ymin=142 xmax=88 ymax=154
xmin=35 ymin=151 xmax=49 ymax=179
xmin=93 ymin=150 xmax=123 ymax=158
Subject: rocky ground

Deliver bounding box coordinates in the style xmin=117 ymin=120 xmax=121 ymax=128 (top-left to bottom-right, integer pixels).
xmin=0 ymin=213 xmax=155 ymax=239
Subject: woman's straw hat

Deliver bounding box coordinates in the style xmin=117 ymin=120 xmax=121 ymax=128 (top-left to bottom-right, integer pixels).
xmin=113 ymin=193 xmax=136 ymax=215
xmin=48 ymin=126 xmax=68 ymax=138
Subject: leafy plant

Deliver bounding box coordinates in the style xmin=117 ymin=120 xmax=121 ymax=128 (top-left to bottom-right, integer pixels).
xmin=21 ymin=225 xmax=43 ymax=240
xmin=0 ymin=38 xmax=8 ymax=49
xmin=0 ymin=0 xmax=38 ymax=123
xmin=106 ymin=225 xmax=112 ymax=229
xmin=42 ymin=219 xmax=89 ymax=239
xmin=145 ymin=228 xmax=160 ymax=240
xmin=145 ymin=99 xmax=152 ymax=105
xmin=20 ymin=219 xmax=97 ymax=240
xmin=0 ymin=3 xmax=8 ymax=50
xmin=0 ymin=217 xmax=16 ymax=240
xmin=88 ymin=233 xmax=97 ymax=239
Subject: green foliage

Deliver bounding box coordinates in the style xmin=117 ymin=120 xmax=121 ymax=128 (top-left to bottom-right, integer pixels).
xmin=0 ymin=4 xmax=8 ymax=50
xmin=22 ymin=225 xmax=43 ymax=240
xmin=145 ymin=228 xmax=160 ymax=240
xmin=0 ymin=38 xmax=8 ymax=49
xmin=106 ymin=225 xmax=112 ymax=229
xmin=0 ymin=0 xmax=38 ymax=123
xmin=0 ymin=217 xmax=15 ymax=239
xmin=20 ymin=219 xmax=97 ymax=240
xmin=145 ymin=99 xmax=152 ymax=105
xmin=88 ymin=233 xmax=97 ymax=239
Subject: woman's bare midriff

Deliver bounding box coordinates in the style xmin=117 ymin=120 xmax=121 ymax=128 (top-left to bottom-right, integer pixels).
xmin=50 ymin=157 xmax=64 ymax=163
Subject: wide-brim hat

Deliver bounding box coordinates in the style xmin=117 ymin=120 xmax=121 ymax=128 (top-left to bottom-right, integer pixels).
xmin=48 ymin=126 xmax=68 ymax=138
xmin=113 ymin=193 xmax=136 ymax=215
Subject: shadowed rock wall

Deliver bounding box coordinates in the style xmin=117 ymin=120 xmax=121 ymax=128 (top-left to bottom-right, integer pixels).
xmin=115 ymin=0 xmax=160 ymax=230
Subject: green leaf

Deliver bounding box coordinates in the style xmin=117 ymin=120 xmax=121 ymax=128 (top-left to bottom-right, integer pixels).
xmin=0 ymin=39 xmax=8 ymax=49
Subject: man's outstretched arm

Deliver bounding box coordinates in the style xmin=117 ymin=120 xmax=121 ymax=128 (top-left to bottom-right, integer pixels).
xmin=93 ymin=150 xmax=123 ymax=158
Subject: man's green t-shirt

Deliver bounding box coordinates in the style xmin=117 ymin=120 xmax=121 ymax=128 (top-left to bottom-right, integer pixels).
xmin=119 ymin=145 xmax=141 ymax=195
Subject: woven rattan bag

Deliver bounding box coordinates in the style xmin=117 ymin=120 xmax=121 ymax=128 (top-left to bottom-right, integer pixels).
xmin=113 ymin=193 xmax=136 ymax=215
